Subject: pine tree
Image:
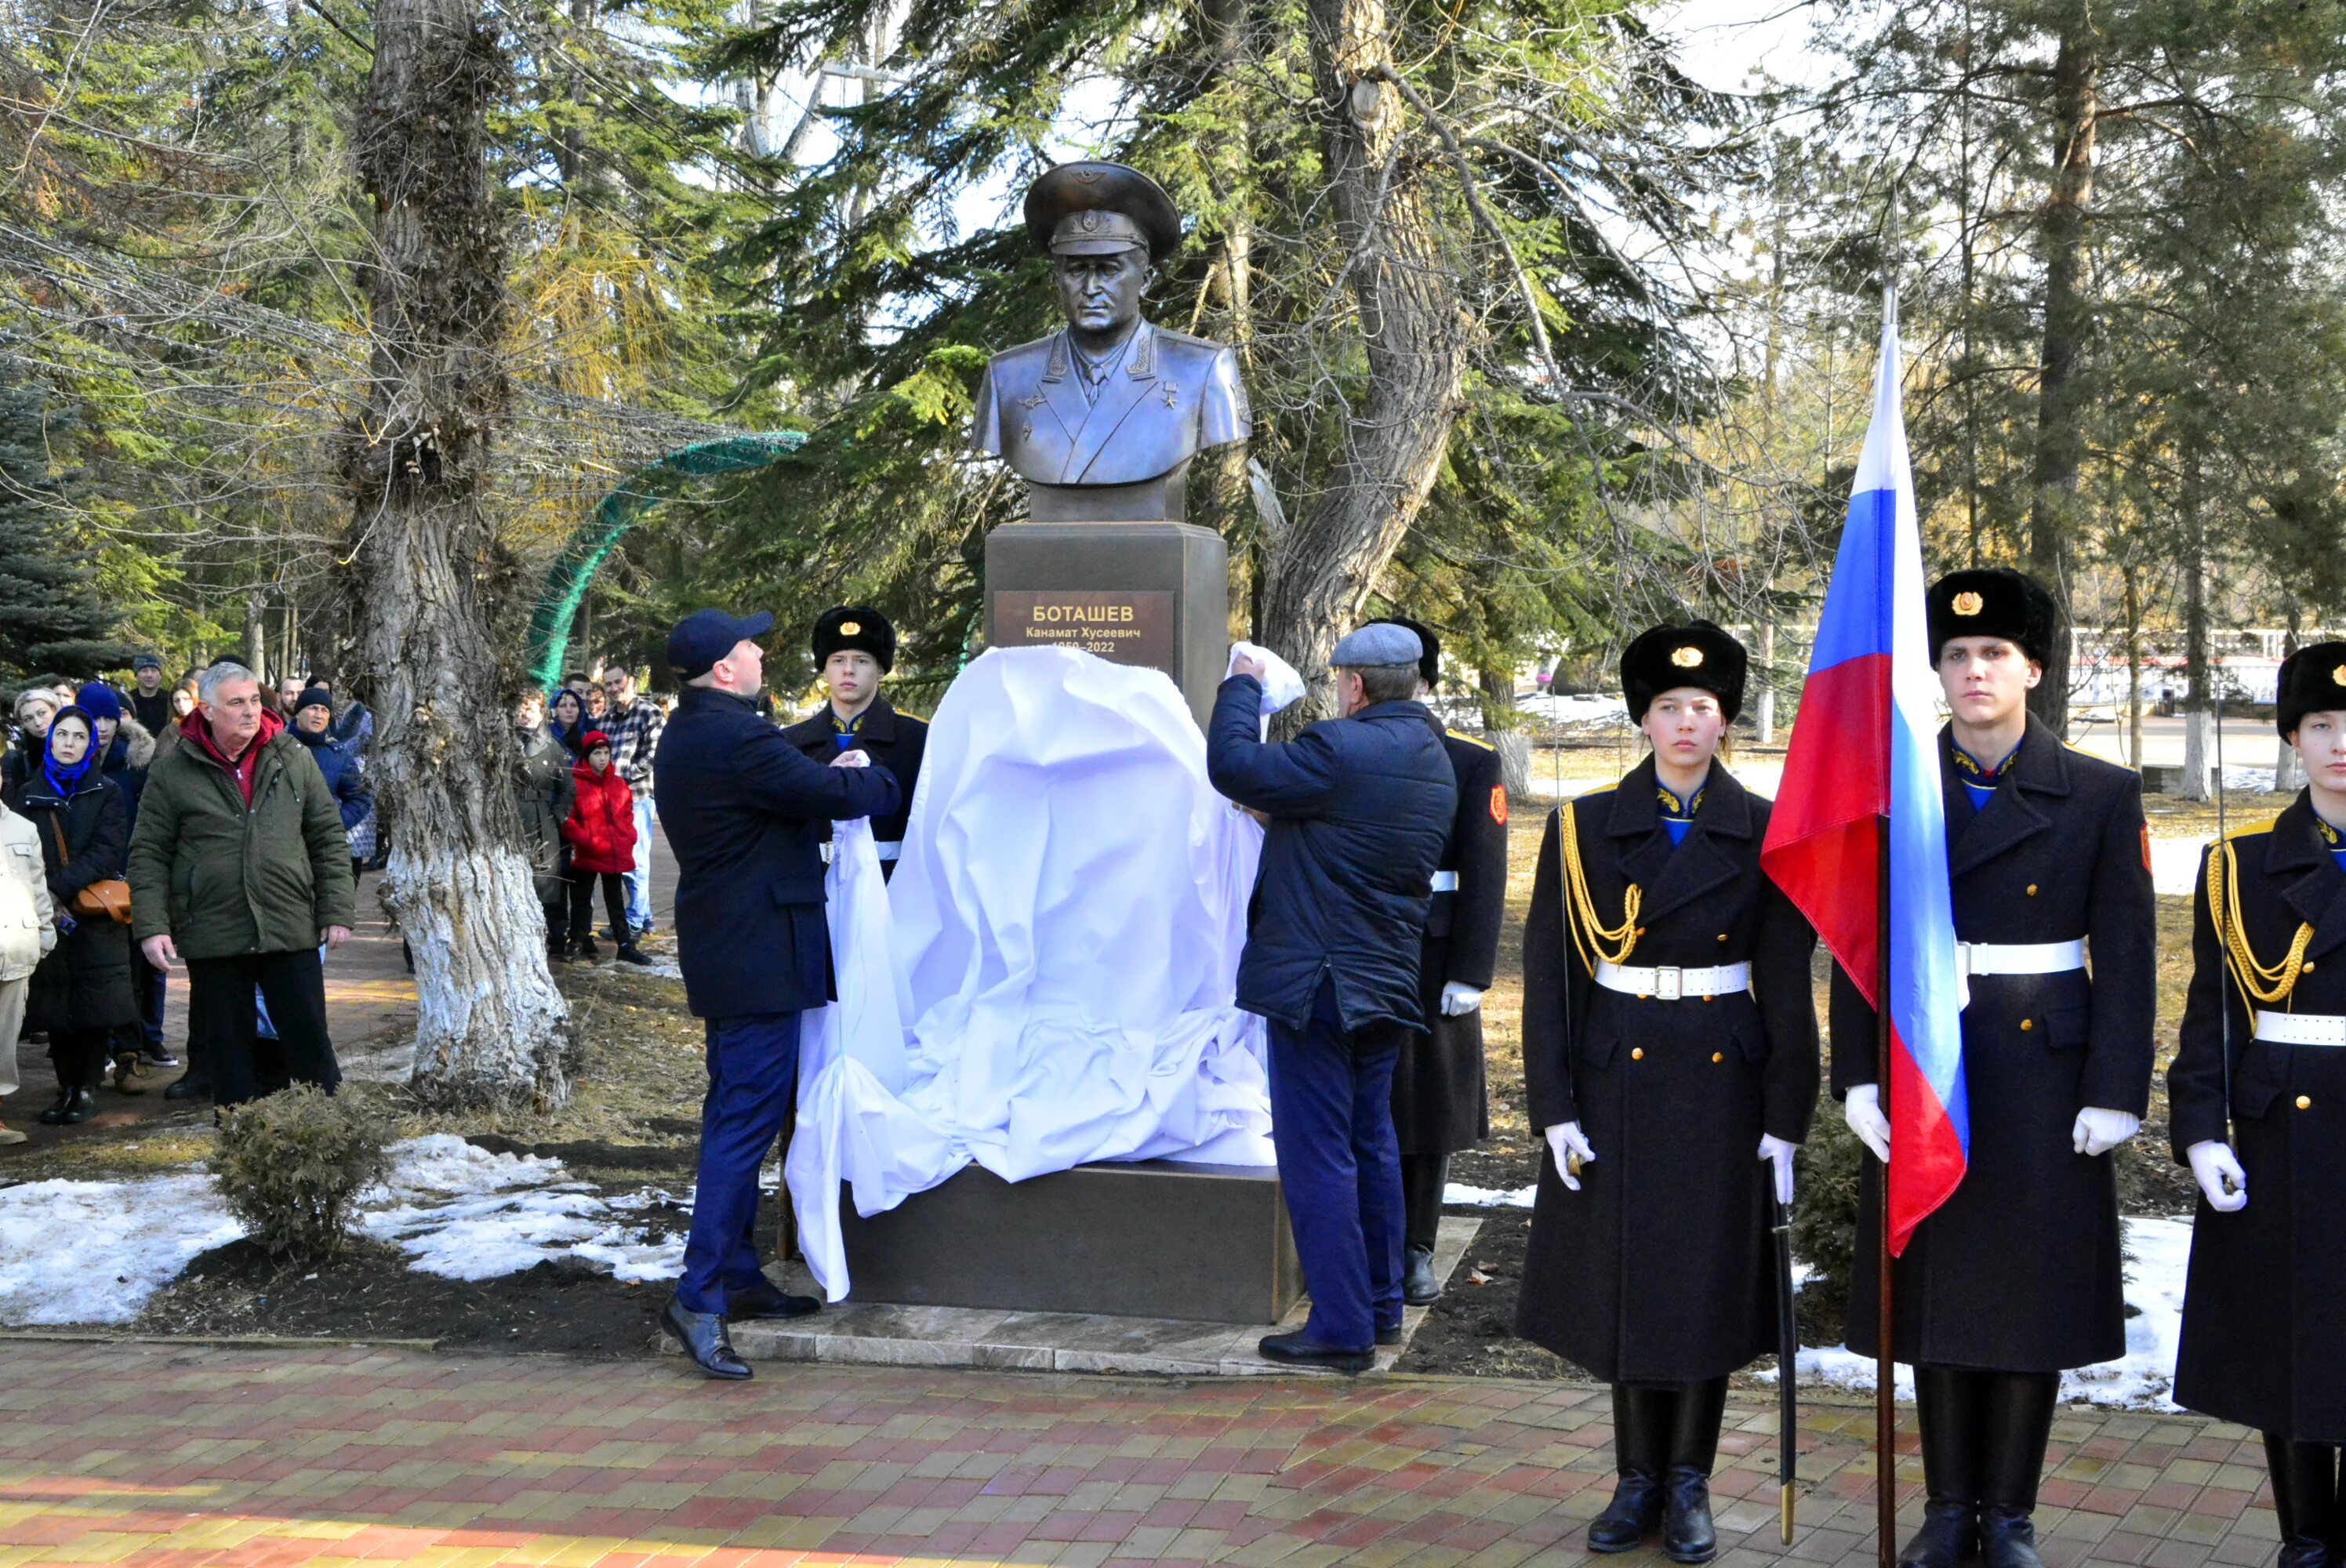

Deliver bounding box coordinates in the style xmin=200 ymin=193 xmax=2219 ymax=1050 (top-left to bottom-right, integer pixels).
xmin=0 ymin=362 xmax=128 ymax=678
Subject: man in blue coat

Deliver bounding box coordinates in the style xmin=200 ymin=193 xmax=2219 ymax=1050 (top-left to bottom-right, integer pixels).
xmin=1208 ymin=622 xmax=1456 ymax=1370
xmin=653 ymin=608 xmax=901 ymax=1379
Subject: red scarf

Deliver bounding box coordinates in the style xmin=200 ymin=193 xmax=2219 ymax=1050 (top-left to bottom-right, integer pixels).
xmin=180 ymin=706 xmax=284 ymax=805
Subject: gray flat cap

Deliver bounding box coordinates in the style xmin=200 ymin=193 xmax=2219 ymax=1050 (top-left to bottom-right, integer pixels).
xmin=1330 ymin=622 xmax=1423 ymax=668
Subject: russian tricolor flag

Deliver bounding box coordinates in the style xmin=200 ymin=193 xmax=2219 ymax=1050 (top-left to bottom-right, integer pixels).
xmin=1760 ymin=309 xmax=1967 ymax=1255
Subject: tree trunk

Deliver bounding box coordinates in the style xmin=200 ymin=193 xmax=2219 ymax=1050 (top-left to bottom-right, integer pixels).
xmin=1258 ymin=0 xmax=1465 ymax=713
xmin=343 ymin=0 xmax=569 ymax=1110
xmin=244 ymin=590 xmax=269 ymax=686
xmin=1756 ymin=619 xmax=1778 ymax=746
xmin=2275 ymin=609 xmax=2303 ymax=794
xmin=2026 ymin=13 xmax=2099 ymax=734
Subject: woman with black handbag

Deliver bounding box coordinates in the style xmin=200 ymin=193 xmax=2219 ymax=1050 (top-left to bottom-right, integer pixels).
xmin=4 ymin=706 xmax=140 ymax=1125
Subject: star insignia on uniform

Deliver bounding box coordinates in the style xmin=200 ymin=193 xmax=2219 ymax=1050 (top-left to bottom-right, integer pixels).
xmin=1952 ymin=590 xmax=1985 ymax=616
xmin=1670 ymin=645 xmax=1703 ymax=668
xmin=839 ymin=620 xmax=861 ymax=636
xmin=1160 ymin=381 xmax=1179 ymax=408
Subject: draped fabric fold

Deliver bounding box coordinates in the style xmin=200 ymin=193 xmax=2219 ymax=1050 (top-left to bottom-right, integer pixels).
xmin=787 ymin=648 xmax=1276 ymax=1301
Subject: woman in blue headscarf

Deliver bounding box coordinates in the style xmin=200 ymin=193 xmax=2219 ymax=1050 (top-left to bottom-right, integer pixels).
xmin=3 ymin=706 xmax=140 ymax=1124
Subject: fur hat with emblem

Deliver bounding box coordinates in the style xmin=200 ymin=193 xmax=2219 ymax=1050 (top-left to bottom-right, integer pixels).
xmin=1620 ymin=620 xmax=1748 ymax=724
xmin=2275 ymin=641 xmax=2346 ymax=739
xmin=811 ymin=606 xmax=896 ymax=673
xmin=1927 ymin=567 xmax=2057 ymax=666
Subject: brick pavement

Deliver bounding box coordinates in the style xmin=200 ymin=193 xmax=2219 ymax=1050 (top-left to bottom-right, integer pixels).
xmin=0 ymin=1343 xmax=2286 ymax=1567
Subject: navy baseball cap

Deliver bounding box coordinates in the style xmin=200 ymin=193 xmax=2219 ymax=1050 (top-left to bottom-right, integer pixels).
xmin=666 ymin=608 xmax=774 ymax=680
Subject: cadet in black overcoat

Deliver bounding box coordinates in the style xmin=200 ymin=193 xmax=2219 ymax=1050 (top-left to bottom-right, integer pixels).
xmin=1831 ymin=569 xmax=2155 ymax=1568
xmin=780 ymin=607 xmax=928 ymax=879
xmin=2169 ymin=642 xmax=2346 ymax=1568
xmin=1517 ymin=622 xmax=1819 ymax=1565
xmin=1367 ymin=618 xmax=1509 ymax=1308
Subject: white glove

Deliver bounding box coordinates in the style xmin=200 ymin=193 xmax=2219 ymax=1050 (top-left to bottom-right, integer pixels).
xmin=1440 ymin=982 xmax=1484 ymax=1018
xmin=1545 ymin=1122 xmax=1596 ymax=1192
xmin=2186 ymin=1139 xmax=2248 ymax=1212
xmin=1843 ymin=1083 xmax=1890 ymax=1163
xmin=2072 ymin=1106 xmax=2141 ymax=1157
xmin=827 ymin=750 xmax=870 ymax=768
xmin=1758 ymin=1134 xmax=1798 ymax=1205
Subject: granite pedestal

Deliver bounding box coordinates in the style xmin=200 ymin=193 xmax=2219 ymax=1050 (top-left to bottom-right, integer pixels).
xmin=838 ymin=1159 xmax=1300 ymax=1324
xmin=983 ymin=519 xmax=1229 ymax=729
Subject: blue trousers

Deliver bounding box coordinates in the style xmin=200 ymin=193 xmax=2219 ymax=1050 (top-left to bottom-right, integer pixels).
xmin=1268 ymin=979 xmax=1404 ymax=1352
xmin=677 ymin=1011 xmax=800 ymax=1315
xmin=622 ymin=799 xmax=656 ymax=930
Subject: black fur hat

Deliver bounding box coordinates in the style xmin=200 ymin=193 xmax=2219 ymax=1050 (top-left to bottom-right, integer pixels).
xmin=1927 ymin=568 xmax=2057 ymax=666
xmin=1367 ymin=615 xmax=1440 ymax=689
xmin=2275 ymin=641 xmax=2346 ymax=738
xmin=811 ymin=606 xmax=896 ymax=673
xmin=1621 ymin=621 xmax=1747 ymax=724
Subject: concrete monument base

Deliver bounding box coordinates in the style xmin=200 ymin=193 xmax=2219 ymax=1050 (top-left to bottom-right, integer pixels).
xmin=983 ymin=521 xmax=1229 ymax=729
xmin=836 ymin=1160 xmax=1300 ymax=1325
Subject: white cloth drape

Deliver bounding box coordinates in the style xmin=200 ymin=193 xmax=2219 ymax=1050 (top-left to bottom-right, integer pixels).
xmin=786 ymin=647 xmax=1276 ymax=1301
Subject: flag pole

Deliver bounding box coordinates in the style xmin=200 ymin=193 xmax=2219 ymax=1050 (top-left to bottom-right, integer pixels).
xmin=1875 ymin=196 xmax=1901 ymax=1568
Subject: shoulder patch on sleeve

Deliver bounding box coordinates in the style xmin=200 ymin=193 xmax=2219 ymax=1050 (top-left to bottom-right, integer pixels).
xmin=2220 ymin=814 xmax=2280 ymax=842
xmin=2141 ymin=823 xmax=2151 ymax=871
xmin=1490 ymin=786 xmax=1509 ymax=825
xmin=1447 ymin=728 xmax=1497 ymax=751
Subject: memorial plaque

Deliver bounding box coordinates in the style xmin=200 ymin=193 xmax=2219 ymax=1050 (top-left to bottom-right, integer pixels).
xmin=990 ymin=589 xmax=1174 ymax=669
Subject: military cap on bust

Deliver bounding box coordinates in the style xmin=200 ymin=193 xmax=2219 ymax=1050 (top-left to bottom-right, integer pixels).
xmin=2275 ymin=641 xmax=2346 ymax=738
xmin=812 ymin=606 xmax=896 ymax=673
xmin=1927 ymin=567 xmax=2057 ymax=666
xmin=1023 ymin=161 xmax=1182 ymax=262
xmin=1367 ymin=615 xmax=1440 ymax=689
xmin=1620 ymin=621 xmax=1747 ymax=724
xmin=1331 ymin=622 xmax=1422 ymax=670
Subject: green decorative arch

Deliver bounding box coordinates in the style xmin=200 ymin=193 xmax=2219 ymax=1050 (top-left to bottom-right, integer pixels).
xmin=525 ymin=432 xmax=806 ymax=690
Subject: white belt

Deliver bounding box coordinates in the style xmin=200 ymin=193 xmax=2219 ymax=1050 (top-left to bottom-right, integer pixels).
xmin=2254 ymin=1011 xmax=2346 ymax=1047
xmin=1956 ymin=940 xmax=2085 ymax=979
xmin=819 ymin=841 xmax=902 ymax=865
xmin=1595 ymin=960 xmax=1751 ymax=1001
xmin=1429 ymin=870 xmax=1458 ymax=893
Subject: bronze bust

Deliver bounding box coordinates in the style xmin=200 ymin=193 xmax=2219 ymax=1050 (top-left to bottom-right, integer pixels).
xmin=971 ymin=162 xmax=1250 ymax=522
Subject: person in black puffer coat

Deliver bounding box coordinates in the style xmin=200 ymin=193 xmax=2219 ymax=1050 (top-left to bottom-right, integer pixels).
xmin=5 ymin=706 xmax=140 ymax=1125
xmin=290 ymin=687 xmax=373 ymax=882
xmin=1207 ymin=622 xmax=1455 ymax=1373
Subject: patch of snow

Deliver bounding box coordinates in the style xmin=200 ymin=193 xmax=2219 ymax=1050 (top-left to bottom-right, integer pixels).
xmin=1444 ymin=1181 xmax=1537 ymax=1208
xmin=1786 ymin=1217 xmax=2188 ymax=1411
xmin=2148 ymin=836 xmax=2206 ymax=896
xmin=0 ymin=1175 xmax=244 ymax=1323
xmin=0 ymin=1134 xmax=696 ymax=1327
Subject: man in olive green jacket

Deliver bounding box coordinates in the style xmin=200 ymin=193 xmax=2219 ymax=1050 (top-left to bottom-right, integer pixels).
xmin=128 ymin=662 xmax=357 ymax=1106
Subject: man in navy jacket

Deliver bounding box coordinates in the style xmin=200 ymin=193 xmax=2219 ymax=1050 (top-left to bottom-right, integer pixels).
xmin=1208 ymin=622 xmax=1455 ymax=1370
xmin=653 ymin=608 xmax=900 ymax=1379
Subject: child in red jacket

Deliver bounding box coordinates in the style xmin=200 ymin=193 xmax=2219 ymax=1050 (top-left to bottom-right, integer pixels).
xmin=561 ymin=732 xmax=649 ymax=965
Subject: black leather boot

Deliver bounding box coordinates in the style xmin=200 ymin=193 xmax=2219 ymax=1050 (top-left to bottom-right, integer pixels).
xmin=662 ymin=1298 xmax=750 ymax=1380
xmin=1978 ymin=1370 xmax=2058 ymax=1568
xmin=1660 ymin=1377 xmax=1727 ymax=1563
xmin=1400 ymin=1155 xmax=1446 ymax=1305
xmin=1901 ymin=1367 xmax=1985 ymax=1567
xmin=58 ymin=1085 xmax=96 ymax=1123
xmin=2264 ymin=1432 xmax=2340 ymax=1568
xmin=34 ymin=1087 xmax=73 ymax=1124
xmin=1589 ymin=1385 xmax=1670 ymax=1553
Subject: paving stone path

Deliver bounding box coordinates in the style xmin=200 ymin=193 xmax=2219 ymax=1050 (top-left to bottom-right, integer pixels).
xmin=0 ymin=1343 xmax=2286 ymax=1566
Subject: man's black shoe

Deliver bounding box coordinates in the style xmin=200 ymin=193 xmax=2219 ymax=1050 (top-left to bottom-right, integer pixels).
xmin=1256 ymin=1330 xmax=1373 ymax=1374
xmin=1898 ymin=1501 xmax=1979 ymax=1568
xmin=140 ymin=1048 xmax=179 ymax=1068
xmin=663 ymin=1299 xmax=751 ymax=1380
xmin=163 ymin=1075 xmax=211 ymax=1102
xmin=728 ymin=1278 xmax=821 ymax=1321
xmin=615 ymin=943 xmax=655 ymax=968
xmin=1661 ymin=1468 xmax=1718 ymax=1563
xmin=1375 ymin=1324 xmax=1401 ymax=1348
xmin=56 ymin=1086 xmax=97 ymax=1125
xmin=1402 ymin=1245 xmax=1441 ymax=1306
xmin=1588 ymin=1472 xmax=1662 ymax=1553
xmin=35 ymin=1087 xmax=73 ymax=1125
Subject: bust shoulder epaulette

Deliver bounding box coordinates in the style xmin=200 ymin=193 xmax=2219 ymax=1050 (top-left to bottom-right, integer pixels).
xmin=1152 ymin=324 xmax=1226 ymax=353
xmin=1446 ymin=728 xmax=1496 ymax=752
